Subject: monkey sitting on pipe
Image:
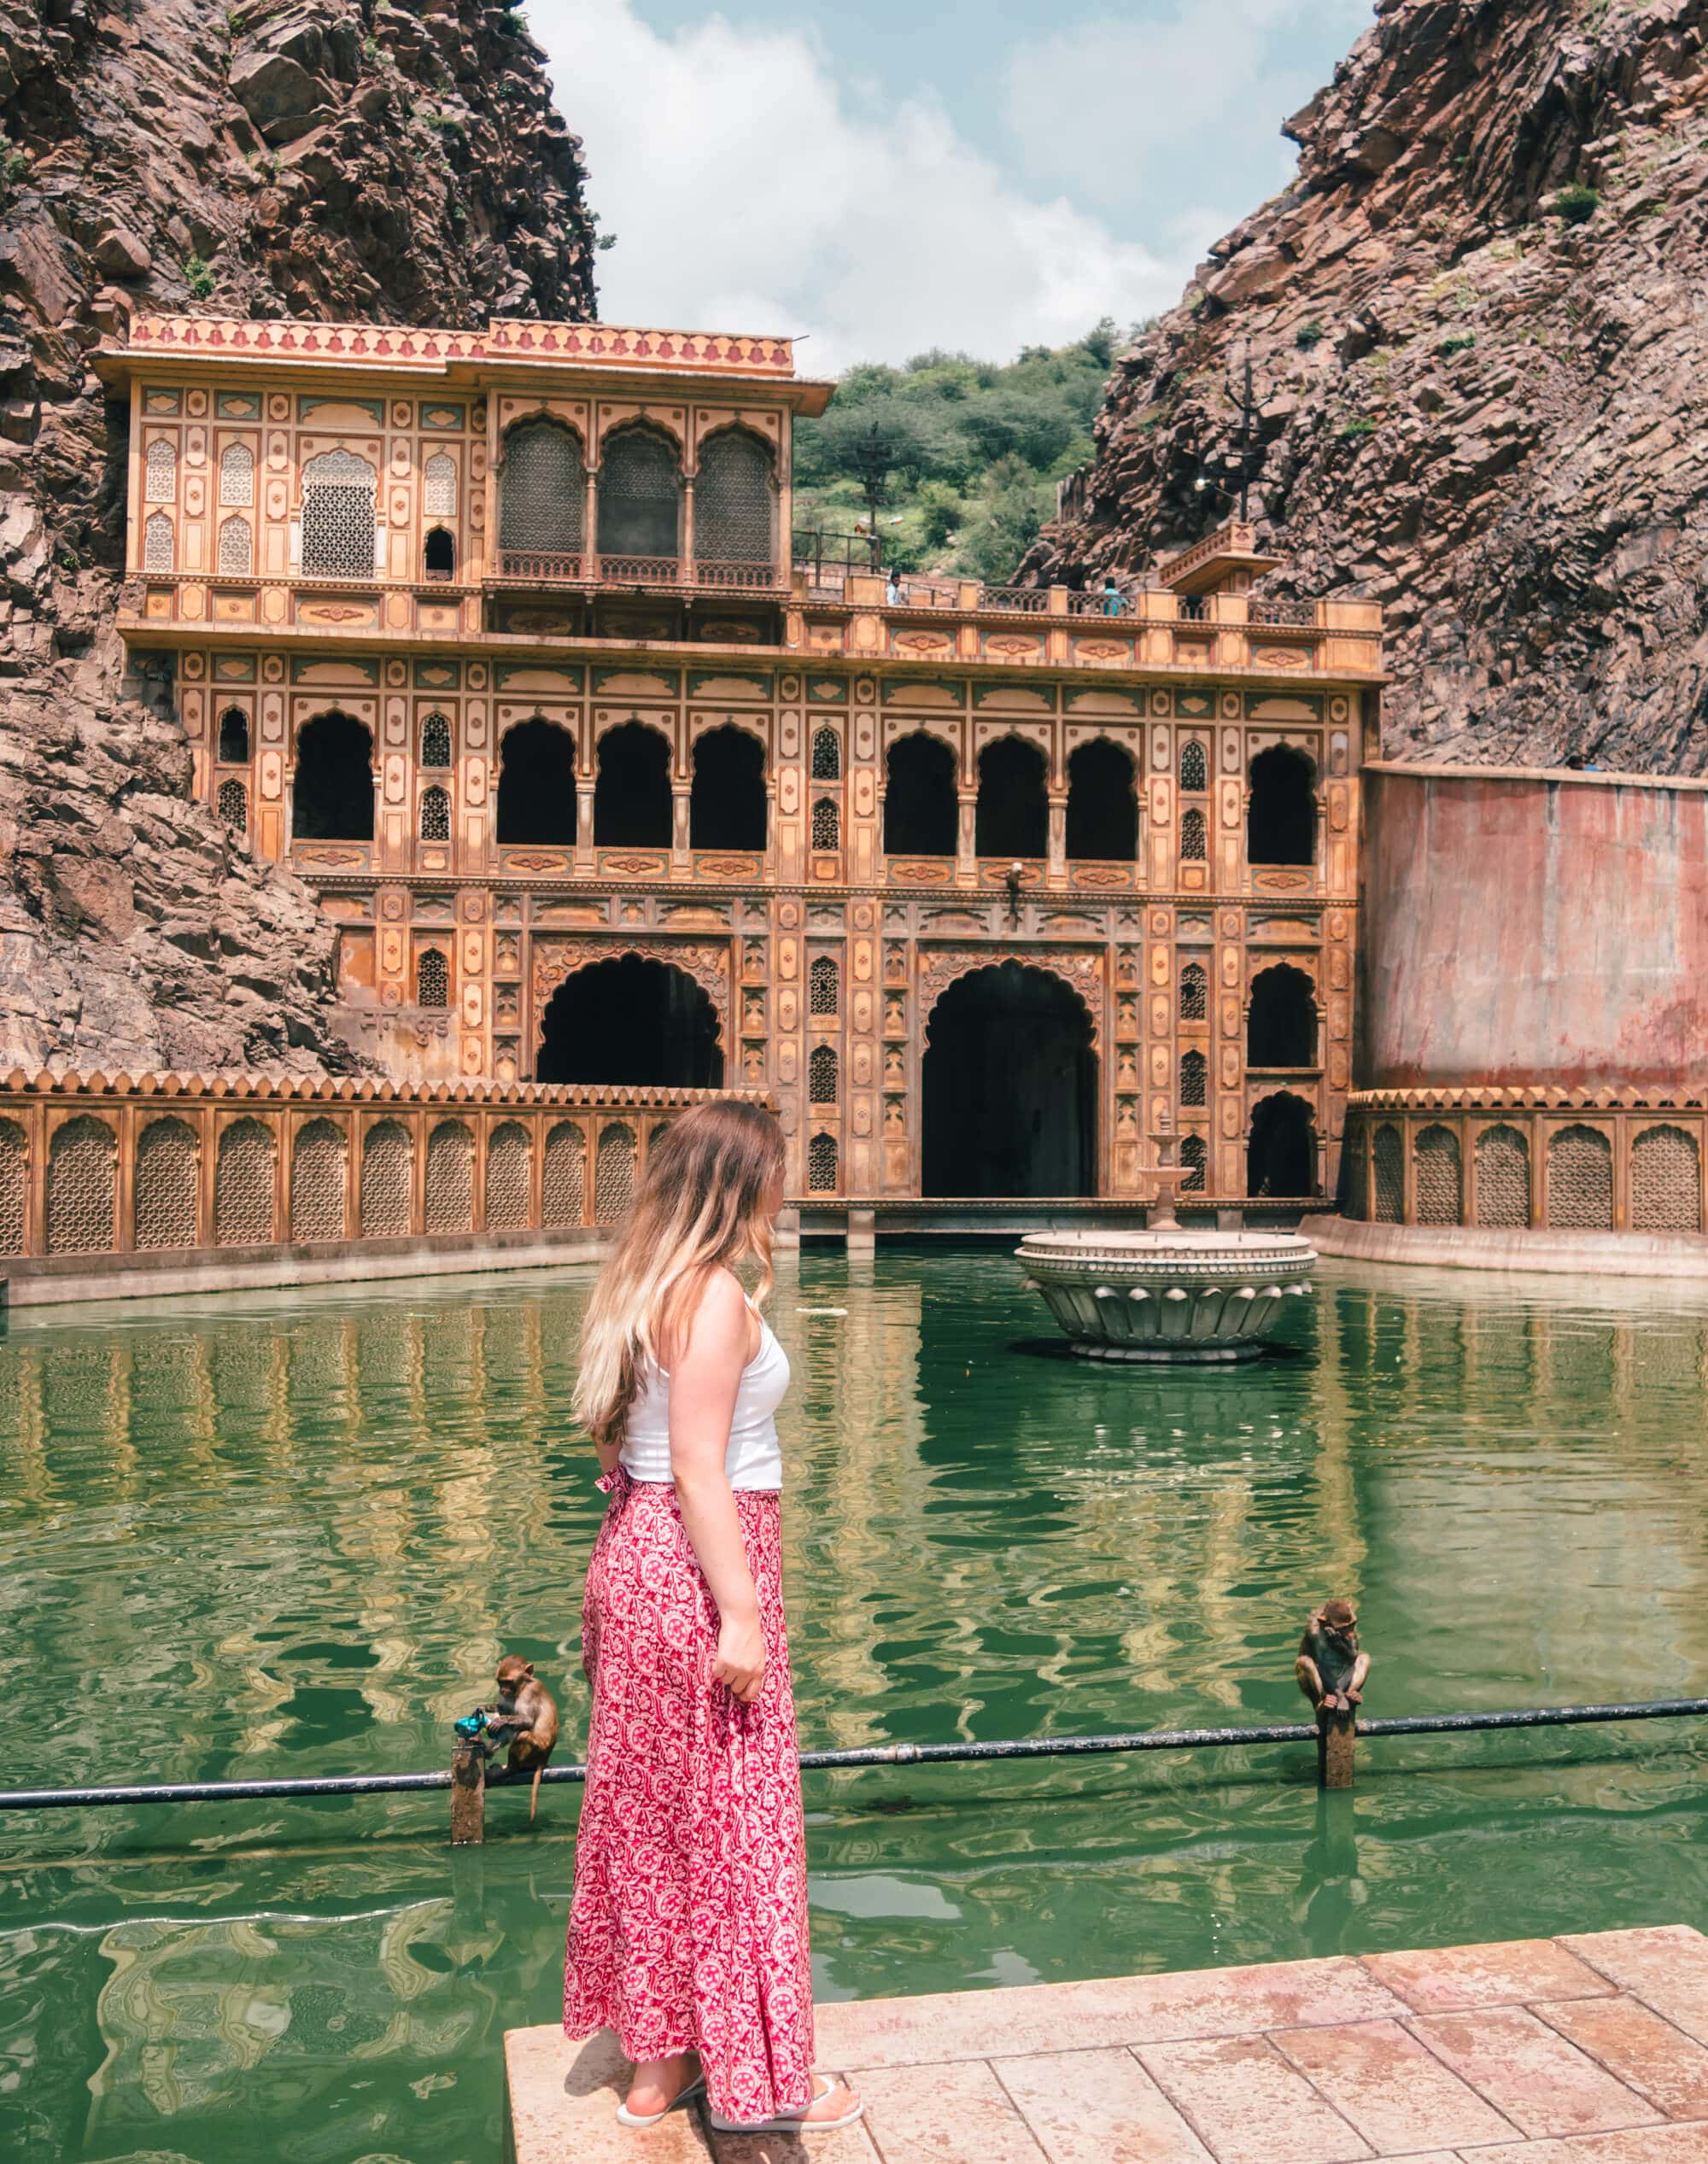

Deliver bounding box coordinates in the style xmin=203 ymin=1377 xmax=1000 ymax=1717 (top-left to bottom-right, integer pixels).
xmin=1296 ymin=1599 xmax=1369 ymax=1717
xmin=479 ymin=1657 xmax=559 ymax=1822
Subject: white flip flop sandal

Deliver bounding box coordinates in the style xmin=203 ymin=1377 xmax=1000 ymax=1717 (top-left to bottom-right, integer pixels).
xmin=615 ymin=2071 xmax=705 ymax=2128
xmin=708 ymin=2073 xmax=863 ymax=2134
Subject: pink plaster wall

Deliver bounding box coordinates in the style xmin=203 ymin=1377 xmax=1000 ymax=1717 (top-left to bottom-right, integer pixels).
xmin=1360 ymin=763 xmax=1708 ymax=1089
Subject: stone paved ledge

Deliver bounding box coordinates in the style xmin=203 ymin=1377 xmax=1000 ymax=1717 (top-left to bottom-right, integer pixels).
xmin=505 ymin=1925 xmax=1708 ymax=2162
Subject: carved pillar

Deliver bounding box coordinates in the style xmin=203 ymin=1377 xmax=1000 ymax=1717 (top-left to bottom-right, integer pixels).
xmin=956 ymin=789 xmax=977 ymax=889
xmin=681 ymin=476 xmax=695 ymax=580
xmin=671 ymin=781 xmax=690 ymax=869
xmin=583 ymin=464 xmax=600 ymax=574
xmin=1047 ymin=792 xmax=1068 ymax=889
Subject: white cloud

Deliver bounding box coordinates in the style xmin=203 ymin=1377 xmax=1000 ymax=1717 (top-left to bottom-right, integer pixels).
xmin=530 ymin=0 xmax=1190 ymax=370
xmin=1003 ymin=0 xmax=1373 ymax=245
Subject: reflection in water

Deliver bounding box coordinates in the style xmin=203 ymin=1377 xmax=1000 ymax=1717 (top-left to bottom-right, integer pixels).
xmin=2 ymin=1256 xmax=1708 ymax=2159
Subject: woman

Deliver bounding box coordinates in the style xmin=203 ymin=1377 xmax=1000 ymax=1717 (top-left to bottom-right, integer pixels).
xmin=564 ymin=1102 xmax=862 ymax=2135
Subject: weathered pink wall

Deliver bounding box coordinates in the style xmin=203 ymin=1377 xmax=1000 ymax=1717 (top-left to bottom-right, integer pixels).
xmin=1360 ymin=763 xmax=1708 ymax=1089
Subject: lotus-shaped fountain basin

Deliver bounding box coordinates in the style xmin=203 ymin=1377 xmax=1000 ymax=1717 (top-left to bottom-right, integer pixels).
xmin=1015 ymin=1227 xmax=1317 ymax=1362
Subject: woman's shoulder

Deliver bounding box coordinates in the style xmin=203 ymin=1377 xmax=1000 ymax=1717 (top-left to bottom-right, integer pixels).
xmin=661 ymin=1265 xmax=752 ymax=1366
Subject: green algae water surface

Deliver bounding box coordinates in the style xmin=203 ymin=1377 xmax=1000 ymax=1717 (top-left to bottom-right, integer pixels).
xmin=3 ymin=1250 xmax=1706 ymax=2161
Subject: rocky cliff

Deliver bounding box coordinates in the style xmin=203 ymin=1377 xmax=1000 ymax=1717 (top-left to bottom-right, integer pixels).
xmin=0 ymin=0 xmax=598 ymax=1072
xmin=1030 ymin=0 xmax=1708 ymax=771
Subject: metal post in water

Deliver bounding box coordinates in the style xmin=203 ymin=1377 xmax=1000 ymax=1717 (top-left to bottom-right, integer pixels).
xmin=451 ymin=1734 xmax=485 ymax=1845
xmin=1318 ymin=1707 xmax=1356 ymax=1789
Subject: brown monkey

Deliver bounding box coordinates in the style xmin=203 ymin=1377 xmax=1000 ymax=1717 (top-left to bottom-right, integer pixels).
xmin=1296 ymin=1599 xmax=1369 ymax=1716
xmin=484 ymin=1656 xmax=559 ymax=1822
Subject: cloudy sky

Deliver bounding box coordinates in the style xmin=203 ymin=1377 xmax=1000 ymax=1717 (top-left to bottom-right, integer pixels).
xmin=530 ymin=0 xmax=1374 ymax=371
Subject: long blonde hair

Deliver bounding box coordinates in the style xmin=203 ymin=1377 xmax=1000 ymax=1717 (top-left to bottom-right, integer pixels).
xmin=574 ymin=1101 xmax=785 ymax=1451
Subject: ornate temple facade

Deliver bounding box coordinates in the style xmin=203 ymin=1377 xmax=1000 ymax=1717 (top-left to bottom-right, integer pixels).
xmin=96 ymin=315 xmax=1385 ymax=1223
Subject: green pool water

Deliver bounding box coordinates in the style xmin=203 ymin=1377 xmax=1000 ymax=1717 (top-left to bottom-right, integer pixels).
xmin=3 ymin=1249 xmax=1707 ymax=2161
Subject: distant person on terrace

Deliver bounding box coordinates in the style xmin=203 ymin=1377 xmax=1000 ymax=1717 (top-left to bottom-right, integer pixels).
xmin=1102 ymin=574 xmax=1125 ymax=616
xmin=564 ymin=1103 xmax=861 ymax=2138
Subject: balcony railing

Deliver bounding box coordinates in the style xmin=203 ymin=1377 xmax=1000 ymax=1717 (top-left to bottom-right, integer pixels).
xmin=598 ymin=553 xmax=681 ymax=584
xmin=694 ymin=559 xmax=781 ymax=590
xmin=494 ymin=549 xmax=583 ymax=582
xmin=1249 ymin=597 xmax=1318 ymax=627
xmin=980 ymin=583 xmax=1050 ymax=614
xmin=1065 ymin=588 xmax=1135 ymax=618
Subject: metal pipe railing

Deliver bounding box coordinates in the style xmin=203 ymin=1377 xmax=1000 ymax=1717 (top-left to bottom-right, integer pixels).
xmin=3 ymin=1697 xmax=1705 ymax=1813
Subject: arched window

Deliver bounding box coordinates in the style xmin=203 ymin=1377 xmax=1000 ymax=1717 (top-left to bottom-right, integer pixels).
xmin=134 ymin=1117 xmax=199 ymax=1250
xmin=293 ymin=711 xmax=374 ymax=841
xmin=417 ymin=947 xmax=449 ymax=1007
xmin=144 ymin=436 xmax=176 ymax=502
xmin=1248 ymin=964 xmax=1318 ymax=1067
xmin=594 ymin=721 xmax=670 ymax=848
xmin=419 ymin=784 xmax=450 ymax=842
xmin=1179 ymin=740 xmax=1208 ymax=792
xmin=1631 ymin=1124 xmax=1701 ymax=1231
xmin=499 ymin=421 xmax=586 ymax=560
xmin=423 ymin=525 xmax=455 ymax=579
xmin=694 ymin=430 xmax=773 ymax=567
xmin=596 ymin=424 xmax=682 ymax=565
xmin=420 ymin=712 xmax=452 ymax=769
xmin=1414 ymin=1124 xmax=1462 ymax=1226
xmin=423 ymin=451 xmax=457 ymax=518
xmin=1065 ymin=739 xmax=1137 ymax=860
xmin=807 ymin=1132 xmax=838 ymax=1193
xmin=1474 ymin=1124 xmax=1530 ymax=1228
xmin=690 ymin=726 xmax=766 ymax=851
xmin=218 ymin=514 xmax=252 ymax=575
xmin=1372 ymin=1123 xmax=1404 ymax=1220
xmin=361 ymin=1119 xmax=412 ymax=1237
xmin=46 ymin=1115 xmax=118 ymax=1255
xmin=1248 ymin=745 xmax=1317 ymax=866
xmin=975 ymin=736 xmax=1047 ymax=857
xmin=1180 ymin=961 xmax=1208 ymax=1021
xmin=143 ymin=511 xmax=173 ymax=571
xmin=219 ymin=441 xmax=254 ymax=506
xmin=886 ymin=732 xmax=957 ymax=857
xmin=218 ymin=777 xmax=248 ymax=832
xmin=300 ymin=447 xmax=377 ymax=579
xmin=809 ymin=955 xmax=839 ymax=1016
xmin=810 ymin=727 xmax=841 ymax=781
xmin=218 ymin=708 xmax=250 ymax=763
xmin=810 ymin=797 xmax=839 ymax=851
xmin=498 ymin=717 xmax=576 ymax=846
xmin=808 ymin=1044 xmax=838 ymax=1104
xmin=1180 ymin=806 xmax=1208 ymax=860
xmin=1248 ymin=1092 xmax=1318 ymax=1199
xmin=1179 ymin=1049 xmax=1207 ymax=1107
xmin=1547 ymin=1124 xmax=1613 ymax=1230
xmin=1181 ymin=1133 xmax=1208 ymax=1193
xmin=290 ymin=1118 xmax=348 ymax=1243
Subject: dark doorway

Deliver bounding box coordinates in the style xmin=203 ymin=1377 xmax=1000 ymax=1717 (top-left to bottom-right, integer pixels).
xmin=424 ymin=525 xmax=455 ymax=579
xmin=690 ymin=726 xmax=767 ymax=850
xmin=1248 ymin=746 xmax=1316 ymax=865
xmin=975 ymin=737 xmax=1047 ymax=858
xmin=885 ymin=732 xmax=957 ymax=856
xmin=1248 ymin=964 xmax=1318 ymax=1067
xmin=594 ymin=722 xmax=671 ymax=847
xmin=218 ymin=708 xmax=249 ymax=763
xmin=1065 ymin=739 xmax=1137 ymax=860
xmin=1248 ymin=1091 xmax=1317 ymax=1197
xmin=922 ymin=961 xmax=1096 ymax=1196
xmin=536 ymin=956 xmax=722 ymax=1086
xmin=293 ymin=711 xmax=373 ymax=841
xmin=596 ymin=425 xmax=682 ymax=563
xmin=497 ymin=718 xmax=576 ymax=846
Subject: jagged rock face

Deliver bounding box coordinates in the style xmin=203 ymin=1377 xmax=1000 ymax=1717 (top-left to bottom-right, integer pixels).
xmin=1029 ymin=0 xmax=1708 ymax=771
xmin=0 ymin=0 xmax=599 ymax=1073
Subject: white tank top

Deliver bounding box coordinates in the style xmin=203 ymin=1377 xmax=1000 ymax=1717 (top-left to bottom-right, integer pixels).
xmin=620 ymin=1308 xmax=788 ymax=1491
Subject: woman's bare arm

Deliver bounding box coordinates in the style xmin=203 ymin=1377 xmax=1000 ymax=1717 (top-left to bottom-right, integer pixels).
xmin=667 ymin=1268 xmax=766 ymax=1701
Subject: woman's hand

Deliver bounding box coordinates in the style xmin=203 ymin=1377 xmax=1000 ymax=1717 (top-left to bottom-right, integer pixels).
xmin=713 ymin=1611 xmax=766 ymax=1703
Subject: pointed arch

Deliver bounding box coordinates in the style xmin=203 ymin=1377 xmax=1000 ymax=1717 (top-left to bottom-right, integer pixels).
xmin=498 ymin=716 xmax=576 ymax=846
xmin=1065 ymin=737 xmax=1137 ymax=861
xmin=1249 ymin=744 xmax=1317 ymax=866
xmin=694 ymin=425 xmax=775 ymax=569
xmin=499 ymin=419 xmax=585 ymax=561
xmin=975 ymin=734 xmax=1047 ymax=858
xmin=597 ymin=423 xmax=682 ymax=566
xmin=293 ymin=711 xmax=373 ymax=841
xmin=300 ymin=447 xmax=377 ymax=579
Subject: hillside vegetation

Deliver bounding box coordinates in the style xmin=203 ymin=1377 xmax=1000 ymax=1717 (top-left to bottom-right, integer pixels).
xmin=792 ymin=324 xmax=1133 ymax=582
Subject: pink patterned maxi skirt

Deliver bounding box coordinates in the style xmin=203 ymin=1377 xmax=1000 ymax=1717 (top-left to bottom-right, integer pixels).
xmin=564 ymin=1470 xmax=815 ymax=2125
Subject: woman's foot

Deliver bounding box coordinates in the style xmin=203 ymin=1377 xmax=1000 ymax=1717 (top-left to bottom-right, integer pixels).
xmin=802 ymin=2077 xmax=859 ymax=2126
xmin=623 ymin=2051 xmax=701 ymax=2120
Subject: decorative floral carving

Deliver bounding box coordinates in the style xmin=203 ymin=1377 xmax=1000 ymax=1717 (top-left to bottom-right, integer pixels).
xmin=533 ymin=937 xmax=731 ymax=1037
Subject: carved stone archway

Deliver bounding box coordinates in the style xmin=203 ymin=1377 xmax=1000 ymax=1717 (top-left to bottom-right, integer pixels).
xmin=529 ymin=937 xmax=731 ymax=1085
xmin=919 ymin=945 xmax=1103 ymax=1051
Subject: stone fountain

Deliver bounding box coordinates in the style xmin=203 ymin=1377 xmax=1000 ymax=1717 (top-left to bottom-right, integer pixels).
xmin=1016 ymin=1134 xmax=1316 ymax=1362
